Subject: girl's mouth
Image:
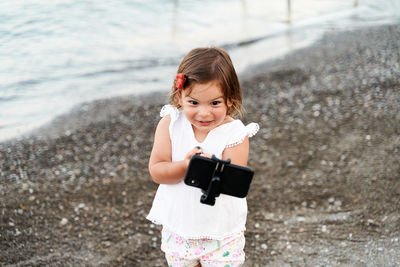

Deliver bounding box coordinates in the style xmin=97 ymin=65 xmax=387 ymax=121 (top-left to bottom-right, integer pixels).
xmin=198 ymin=120 xmax=212 ymax=126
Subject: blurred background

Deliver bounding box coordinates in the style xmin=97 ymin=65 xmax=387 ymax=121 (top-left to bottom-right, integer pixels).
xmin=1 ymin=0 xmax=399 ymax=142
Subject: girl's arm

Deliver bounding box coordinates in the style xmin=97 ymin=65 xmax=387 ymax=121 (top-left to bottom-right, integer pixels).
xmin=148 ymin=115 xmax=201 ymax=184
xmin=222 ymin=136 xmax=249 ymax=166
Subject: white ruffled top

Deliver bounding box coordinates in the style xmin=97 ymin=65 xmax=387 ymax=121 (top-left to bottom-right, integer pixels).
xmin=146 ymin=105 xmax=259 ymax=240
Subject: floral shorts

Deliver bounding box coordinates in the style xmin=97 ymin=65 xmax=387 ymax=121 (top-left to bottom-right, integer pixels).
xmin=161 ymin=228 xmax=245 ymax=267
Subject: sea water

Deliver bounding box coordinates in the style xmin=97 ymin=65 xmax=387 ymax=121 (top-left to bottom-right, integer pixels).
xmin=0 ymin=0 xmax=399 ymax=141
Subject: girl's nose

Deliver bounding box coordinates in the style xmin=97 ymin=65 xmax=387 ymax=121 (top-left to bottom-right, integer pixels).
xmin=198 ymin=105 xmax=211 ymax=117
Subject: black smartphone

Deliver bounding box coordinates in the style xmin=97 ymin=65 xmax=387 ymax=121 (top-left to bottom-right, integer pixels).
xmin=184 ymin=155 xmax=254 ymax=205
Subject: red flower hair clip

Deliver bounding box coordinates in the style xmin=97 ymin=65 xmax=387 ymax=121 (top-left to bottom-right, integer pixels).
xmin=175 ymin=73 xmax=187 ymax=90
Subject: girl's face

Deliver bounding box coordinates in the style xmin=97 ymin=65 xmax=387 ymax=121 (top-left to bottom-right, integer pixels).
xmin=179 ymin=81 xmax=232 ymax=138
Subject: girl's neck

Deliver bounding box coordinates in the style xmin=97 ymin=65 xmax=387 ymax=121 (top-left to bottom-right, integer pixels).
xmin=191 ymin=115 xmax=234 ymax=143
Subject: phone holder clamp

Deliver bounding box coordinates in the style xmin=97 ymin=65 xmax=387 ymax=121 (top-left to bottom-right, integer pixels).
xmin=200 ymin=155 xmax=231 ymax=205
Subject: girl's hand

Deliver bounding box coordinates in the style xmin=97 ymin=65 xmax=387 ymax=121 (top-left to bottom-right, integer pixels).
xmin=199 ymin=152 xmax=211 ymax=158
xmin=184 ymin=146 xmax=203 ymax=166
xmin=184 ymin=147 xmax=212 ymax=169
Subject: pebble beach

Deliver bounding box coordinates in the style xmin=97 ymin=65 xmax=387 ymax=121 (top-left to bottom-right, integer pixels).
xmin=1 ymin=24 xmax=400 ymax=266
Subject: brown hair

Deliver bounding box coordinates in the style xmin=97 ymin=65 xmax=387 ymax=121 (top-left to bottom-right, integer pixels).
xmin=170 ymin=47 xmax=243 ymax=117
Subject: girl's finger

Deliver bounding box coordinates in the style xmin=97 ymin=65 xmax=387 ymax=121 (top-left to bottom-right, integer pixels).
xmin=200 ymin=152 xmax=211 ymax=158
xmin=195 ymin=146 xmax=202 ymax=155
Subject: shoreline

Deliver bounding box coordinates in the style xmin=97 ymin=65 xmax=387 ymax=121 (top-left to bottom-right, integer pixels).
xmin=0 ymin=20 xmax=385 ymax=144
xmin=1 ymin=23 xmax=399 ymax=266
xmin=1 ymin=19 xmax=397 ymax=145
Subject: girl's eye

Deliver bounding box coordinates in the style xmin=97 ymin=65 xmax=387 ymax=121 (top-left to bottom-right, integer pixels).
xmin=189 ymin=100 xmax=198 ymax=105
xmin=211 ymin=101 xmax=221 ymax=106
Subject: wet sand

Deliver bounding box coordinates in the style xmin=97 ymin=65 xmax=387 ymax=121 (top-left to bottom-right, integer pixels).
xmin=1 ymin=24 xmax=400 ymax=266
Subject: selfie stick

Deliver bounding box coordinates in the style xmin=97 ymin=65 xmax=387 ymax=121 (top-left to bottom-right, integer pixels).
xmin=200 ymin=155 xmax=231 ymax=205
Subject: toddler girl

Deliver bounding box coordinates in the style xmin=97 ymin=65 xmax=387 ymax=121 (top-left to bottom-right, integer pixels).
xmin=147 ymin=47 xmax=259 ymax=267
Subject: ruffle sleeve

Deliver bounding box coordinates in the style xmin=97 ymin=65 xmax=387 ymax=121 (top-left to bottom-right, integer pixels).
xmin=160 ymin=104 xmax=179 ymax=119
xmin=225 ymin=122 xmax=260 ymax=148
xmin=160 ymin=104 xmax=180 ymax=138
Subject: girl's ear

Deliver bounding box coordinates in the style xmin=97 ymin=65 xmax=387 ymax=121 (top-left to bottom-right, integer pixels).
xmin=178 ymin=91 xmax=183 ymax=106
xmin=227 ymin=99 xmax=233 ymax=108
xmin=226 ymin=99 xmax=234 ymax=115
